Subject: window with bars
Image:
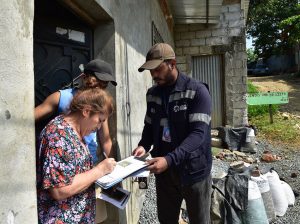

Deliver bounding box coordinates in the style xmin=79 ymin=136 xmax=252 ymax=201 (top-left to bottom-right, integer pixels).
xmin=152 ymin=21 xmax=164 ymax=45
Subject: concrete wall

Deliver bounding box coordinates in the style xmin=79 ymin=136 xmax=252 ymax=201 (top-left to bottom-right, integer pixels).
xmin=0 ymin=0 xmax=37 ymax=223
xmin=174 ymin=3 xmax=248 ymax=127
xmin=95 ymin=1 xmax=173 ymax=223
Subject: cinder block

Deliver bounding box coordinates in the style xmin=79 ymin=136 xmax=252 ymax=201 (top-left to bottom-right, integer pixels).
xmin=196 ymin=30 xmax=212 ymax=38
xmin=199 ymin=46 xmax=212 ymax=54
xmin=235 ymin=60 xmax=244 ymax=69
xmin=191 ymin=38 xmax=205 ymax=46
xmin=228 ymin=20 xmax=245 ymax=28
xmin=175 ymin=48 xmax=183 ymax=56
xmin=175 ymin=24 xmax=189 ymax=32
xmin=183 ymin=47 xmax=199 ymax=55
xmin=188 ymin=24 xmax=207 ymax=31
xmin=221 ymin=6 xmax=229 ymax=13
xmin=230 ymin=76 xmax=243 ymax=84
xmin=177 ymin=63 xmax=187 ymax=71
xmin=238 ymin=69 xmax=247 ymax=77
xmin=221 ymin=37 xmax=230 ymax=45
xmin=212 ymin=28 xmax=228 ymax=37
xmin=206 ymin=37 xmax=223 ymax=45
xmin=228 ymin=4 xmax=241 ymax=13
xmin=181 ymin=32 xmax=196 ymax=40
xmin=224 ymin=12 xmax=241 ymax=21
xmin=175 ymin=40 xmax=190 ymax=47
xmin=176 ymin=56 xmax=186 ymax=64
xmin=229 ymin=28 xmax=241 ymax=36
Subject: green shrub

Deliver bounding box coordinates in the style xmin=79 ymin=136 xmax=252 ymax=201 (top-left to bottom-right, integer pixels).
xmin=247 ymin=81 xmax=279 ymax=117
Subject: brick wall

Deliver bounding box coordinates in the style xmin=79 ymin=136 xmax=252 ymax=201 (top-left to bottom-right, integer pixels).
xmin=174 ymin=3 xmax=248 ymax=127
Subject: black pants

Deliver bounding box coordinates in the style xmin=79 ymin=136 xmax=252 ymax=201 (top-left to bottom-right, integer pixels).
xmin=155 ymin=169 xmax=211 ymax=224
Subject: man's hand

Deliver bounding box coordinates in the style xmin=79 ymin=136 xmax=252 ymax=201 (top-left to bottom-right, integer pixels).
xmin=132 ymin=146 xmax=146 ymax=157
xmin=147 ymin=157 xmax=168 ymax=174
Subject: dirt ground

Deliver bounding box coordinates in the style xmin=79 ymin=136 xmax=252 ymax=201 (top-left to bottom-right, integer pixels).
xmin=248 ymin=73 xmax=300 ymax=116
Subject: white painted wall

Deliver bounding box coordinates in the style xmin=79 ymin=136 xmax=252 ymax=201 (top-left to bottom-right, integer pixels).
xmin=0 ymin=0 xmax=37 ymax=223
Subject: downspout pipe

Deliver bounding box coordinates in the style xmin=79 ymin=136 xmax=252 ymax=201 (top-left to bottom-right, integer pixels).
xmin=206 ymin=0 xmax=209 ymax=27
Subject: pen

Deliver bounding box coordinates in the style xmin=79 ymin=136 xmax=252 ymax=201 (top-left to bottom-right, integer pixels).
xmin=103 ymin=151 xmax=108 ymax=159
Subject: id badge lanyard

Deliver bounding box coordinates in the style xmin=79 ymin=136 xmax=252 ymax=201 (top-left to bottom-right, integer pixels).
xmin=162 ymin=92 xmax=171 ymax=143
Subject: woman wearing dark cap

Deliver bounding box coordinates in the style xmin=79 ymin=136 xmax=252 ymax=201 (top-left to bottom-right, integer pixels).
xmin=37 ymin=88 xmax=116 ymax=223
xmin=35 ymin=59 xmax=117 ymax=165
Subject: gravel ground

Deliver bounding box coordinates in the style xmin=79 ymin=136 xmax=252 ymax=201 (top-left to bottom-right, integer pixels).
xmin=138 ymin=140 xmax=300 ymax=224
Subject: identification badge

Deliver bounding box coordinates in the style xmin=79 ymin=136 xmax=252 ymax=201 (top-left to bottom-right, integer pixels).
xmin=162 ymin=125 xmax=171 ymax=142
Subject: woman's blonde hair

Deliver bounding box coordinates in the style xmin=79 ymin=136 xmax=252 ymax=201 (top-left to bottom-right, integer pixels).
xmin=69 ymin=88 xmax=114 ymax=116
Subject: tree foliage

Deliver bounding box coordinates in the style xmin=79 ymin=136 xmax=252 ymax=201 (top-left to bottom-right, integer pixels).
xmin=280 ymin=4 xmax=300 ymax=45
xmin=247 ymin=48 xmax=258 ymax=63
xmin=247 ymin=0 xmax=299 ymax=58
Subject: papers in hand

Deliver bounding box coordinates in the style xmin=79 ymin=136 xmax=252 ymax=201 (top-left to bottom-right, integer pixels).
xmin=96 ymin=156 xmax=149 ymax=189
xmin=97 ymin=187 xmax=130 ymax=209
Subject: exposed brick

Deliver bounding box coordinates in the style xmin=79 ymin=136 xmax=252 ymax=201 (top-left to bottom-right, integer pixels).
xmin=228 ymin=28 xmax=242 ymax=36
xmin=177 ymin=63 xmax=187 ymax=71
xmin=233 ymin=101 xmax=247 ymax=109
xmin=240 ymin=10 xmax=245 ymax=19
xmin=175 ymin=48 xmax=183 ymax=56
xmin=224 ymin=12 xmax=241 ymax=21
xmin=176 ymin=56 xmax=186 ymax=64
xmin=181 ymin=31 xmax=196 ymax=40
xmin=221 ymin=6 xmax=229 ymax=13
xmin=175 ymin=40 xmax=190 ymax=47
xmin=199 ymin=46 xmax=212 ymax=54
xmin=242 ymin=76 xmax=247 ymax=84
xmin=228 ymin=4 xmax=241 ymax=13
xmin=212 ymin=28 xmax=228 ymax=37
xmin=234 ymin=68 xmax=247 ymax=76
xmin=231 ymin=75 xmax=244 ymax=84
xmin=188 ymin=24 xmax=207 ymax=31
xmin=235 ymin=60 xmax=244 ymax=69
xmin=183 ymin=47 xmax=199 ymax=55
xmin=234 ymin=52 xmax=247 ymax=60
xmin=206 ymin=37 xmax=223 ymax=45
xmin=174 ymin=24 xmax=189 ymax=32
xmin=196 ymin=30 xmax=212 ymax=38
xmin=228 ymin=20 xmax=245 ymax=28
xmin=232 ymin=94 xmax=246 ymax=102
xmin=191 ymin=38 xmax=205 ymax=46
xmin=221 ymin=37 xmax=231 ymax=45
xmin=232 ymin=84 xmax=246 ymax=93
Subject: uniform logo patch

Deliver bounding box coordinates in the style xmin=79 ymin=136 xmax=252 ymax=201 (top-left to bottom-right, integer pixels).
xmin=173 ymin=104 xmax=187 ymax=112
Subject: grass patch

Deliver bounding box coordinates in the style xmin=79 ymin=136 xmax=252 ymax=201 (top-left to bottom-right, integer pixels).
xmin=249 ymin=113 xmax=300 ymax=147
xmin=247 ymin=80 xmax=300 ymax=147
xmin=211 ymin=147 xmax=223 ymax=156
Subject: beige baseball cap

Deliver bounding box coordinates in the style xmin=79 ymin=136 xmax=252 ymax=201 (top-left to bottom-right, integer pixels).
xmin=138 ymin=43 xmax=175 ymax=72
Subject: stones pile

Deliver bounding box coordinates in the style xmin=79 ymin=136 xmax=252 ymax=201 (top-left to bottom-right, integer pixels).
xmin=138 ymin=139 xmax=300 ymax=223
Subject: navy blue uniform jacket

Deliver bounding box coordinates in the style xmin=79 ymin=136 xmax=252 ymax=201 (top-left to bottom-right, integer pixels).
xmin=138 ymin=72 xmax=212 ymax=186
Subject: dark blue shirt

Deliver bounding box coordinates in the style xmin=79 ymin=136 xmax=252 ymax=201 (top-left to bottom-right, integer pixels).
xmin=138 ymin=72 xmax=212 ymax=185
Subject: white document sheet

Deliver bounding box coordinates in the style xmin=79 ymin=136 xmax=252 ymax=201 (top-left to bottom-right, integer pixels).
xmin=96 ymin=156 xmax=148 ymax=189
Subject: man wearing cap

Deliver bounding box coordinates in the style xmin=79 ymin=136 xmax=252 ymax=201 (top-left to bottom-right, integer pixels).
xmin=133 ymin=43 xmax=212 ymax=224
xmin=35 ymin=59 xmax=117 ymax=164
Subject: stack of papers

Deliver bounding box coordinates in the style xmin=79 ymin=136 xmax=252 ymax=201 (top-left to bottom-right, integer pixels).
xmin=97 ymin=187 xmax=130 ymax=209
xmin=96 ymin=156 xmax=149 ymax=189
